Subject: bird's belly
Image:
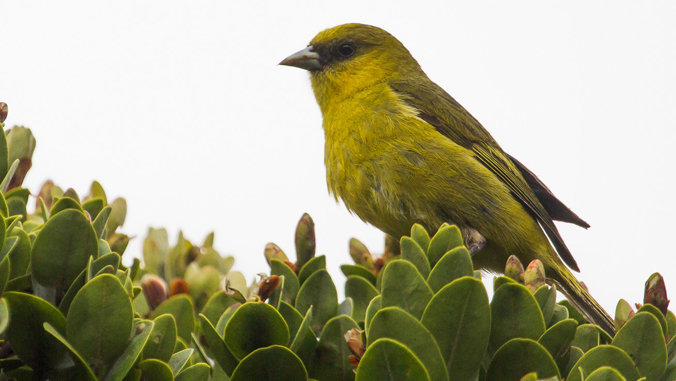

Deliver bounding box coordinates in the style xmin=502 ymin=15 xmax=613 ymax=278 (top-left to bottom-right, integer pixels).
xmin=327 ymin=140 xmax=471 ymax=238
xmin=327 ymin=137 xmax=548 ymax=268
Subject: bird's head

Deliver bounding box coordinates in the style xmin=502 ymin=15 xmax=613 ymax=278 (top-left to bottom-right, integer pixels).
xmin=280 ymin=24 xmax=422 ymax=112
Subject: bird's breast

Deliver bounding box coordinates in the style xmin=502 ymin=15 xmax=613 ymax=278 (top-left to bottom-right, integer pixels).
xmin=320 ymin=84 xmax=452 ymax=236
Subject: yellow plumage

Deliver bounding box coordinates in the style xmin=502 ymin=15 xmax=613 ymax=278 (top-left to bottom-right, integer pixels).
xmin=281 ymin=23 xmax=614 ymax=334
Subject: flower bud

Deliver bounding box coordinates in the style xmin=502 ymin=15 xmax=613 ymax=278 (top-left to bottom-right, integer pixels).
xmin=295 ymin=213 xmax=316 ymax=268
xmin=344 ymin=328 xmax=365 ymax=366
xmin=505 ymin=255 xmax=525 ymax=283
xmin=644 ymin=272 xmax=670 ymax=315
xmin=0 ymin=102 xmax=7 ymax=123
xmin=170 ymin=277 xmax=189 ymax=296
xmin=256 ymin=274 xmax=280 ymax=302
xmin=524 ymin=259 xmax=545 ymax=293
xmin=349 ymin=238 xmax=376 ymax=272
xmin=141 ymin=274 xmax=167 ymax=310
xmin=264 ymin=242 xmax=288 ymax=265
xmin=614 ymin=298 xmax=635 ymax=331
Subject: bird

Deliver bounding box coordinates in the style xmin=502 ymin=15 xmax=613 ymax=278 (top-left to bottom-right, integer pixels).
xmin=280 ymin=23 xmax=614 ymax=334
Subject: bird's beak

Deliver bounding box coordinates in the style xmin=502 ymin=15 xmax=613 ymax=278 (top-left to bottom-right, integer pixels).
xmin=279 ymin=46 xmax=322 ymax=71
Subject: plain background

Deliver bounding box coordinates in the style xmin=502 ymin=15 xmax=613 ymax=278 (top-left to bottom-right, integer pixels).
xmin=2 ymin=1 xmax=675 ymax=312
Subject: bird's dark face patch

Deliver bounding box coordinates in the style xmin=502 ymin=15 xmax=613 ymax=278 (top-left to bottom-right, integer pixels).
xmin=309 ymin=36 xmax=376 ymax=70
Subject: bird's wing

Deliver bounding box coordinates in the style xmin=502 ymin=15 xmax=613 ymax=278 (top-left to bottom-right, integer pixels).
xmin=391 ymin=79 xmax=582 ymax=271
xmin=506 ymin=153 xmax=590 ymax=228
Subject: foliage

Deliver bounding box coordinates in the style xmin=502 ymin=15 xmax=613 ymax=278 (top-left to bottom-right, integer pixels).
xmin=0 ymin=103 xmax=674 ymax=380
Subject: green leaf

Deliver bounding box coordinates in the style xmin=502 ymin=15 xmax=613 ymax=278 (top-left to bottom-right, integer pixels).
xmin=230 ymin=345 xmax=308 ymax=381
xmin=493 ymin=276 xmax=517 ymax=292
xmin=534 ymin=284 xmax=557 ymax=326
xmin=410 ymin=223 xmax=431 ymax=253
xmin=611 ymin=312 xmax=667 ymax=381
xmin=0 ymin=131 xmax=8 ymax=189
xmin=151 ymin=295 xmax=195 ymax=343
xmin=143 ymin=314 xmax=177 ymax=363
xmin=356 ymin=338 xmax=430 ymax=381
xmin=381 ymin=260 xmax=433 ymax=319
xmin=298 ymin=255 xmax=326 ymax=285
xmin=340 ymin=264 xmax=376 ymax=285
xmin=537 ymin=319 xmax=578 ymax=372
xmin=660 ymin=364 xmax=676 ymax=381
xmin=400 ymin=237 xmax=431 ymax=279
xmin=369 ymin=307 xmax=449 ymax=381
xmin=295 ymin=269 xmax=338 ymax=335
xmin=200 ymin=290 xmax=238 ymax=326
xmin=6 ymin=227 xmax=30 ymax=279
xmin=224 ymin=302 xmax=290 ymax=360
xmin=216 ymin=304 xmax=239 ymax=336
xmin=586 ymin=367 xmax=628 ymax=381
xmin=637 ymin=303 xmax=668 ymax=336
xmin=338 ymin=297 xmax=353 ymax=317
xmin=490 ymin=283 xmax=546 ymax=350
xmin=666 ymin=310 xmax=676 ymax=341
xmin=426 ymin=225 xmax=463 ymax=269
xmin=559 ymin=300 xmax=588 ymax=325
xmin=105 ymin=198 xmax=127 ymax=237
xmin=43 ymin=322 xmax=97 ymax=381
xmin=364 ymin=295 xmax=382 ymax=336
xmin=0 ymin=255 xmax=10 ymax=296
xmin=279 ymin=301 xmax=304 ymax=344
xmin=486 ymin=339 xmax=560 ymax=381
xmin=571 ymin=324 xmax=600 ymax=353
xmin=563 ymin=346 xmax=584 ymax=379
xmin=92 ymin=206 xmax=112 ymax=240
xmin=31 ymin=209 xmax=98 ymax=300
xmin=0 ymin=159 xmax=18 ymax=194
xmin=82 ymin=198 xmax=105 ymax=221
xmin=198 ymin=314 xmax=238 ymax=376
xmin=270 ymin=259 xmax=300 ymax=305
xmin=138 ymin=359 xmax=174 ymax=381
xmin=290 ymin=307 xmax=317 ymax=368
xmin=175 ymin=363 xmax=210 ymax=381
xmin=167 ymin=348 xmax=193 ymax=375
xmin=59 ymin=252 xmax=121 ymax=316
xmin=426 ymin=246 xmax=473 ymax=293
xmin=345 ymin=276 xmax=379 ymax=324
xmin=0 ymin=298 xmax=8 ymax=335
xmin=67 ymin=274 xmax=134 ymax=372
xmin=50 ymin=197 xmax=84 ymax=216
xmin=550 ymin=304 xmax=570 ymax=327
xmin=566 ymin=345 xmax=642 ymax=381
xmin=2 ymin=292 xmax=67 ymax=371
xmin=421 ymin=276 xmax=490 ymax=381
xmin=308 ymin=315 xmax=360 ymax=381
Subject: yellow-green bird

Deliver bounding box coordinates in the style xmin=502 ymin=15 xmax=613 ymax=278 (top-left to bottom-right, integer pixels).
xmin=280 ymin=23 xmax=614 ymax=334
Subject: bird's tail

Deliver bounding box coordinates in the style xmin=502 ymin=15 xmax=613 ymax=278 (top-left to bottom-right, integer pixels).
xmin=549 ymin=265 xmax=616 ymax=336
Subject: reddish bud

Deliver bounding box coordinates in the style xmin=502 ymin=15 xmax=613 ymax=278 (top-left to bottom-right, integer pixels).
xmin=141 ymin=274 xmax=167 ymax=310
xmin=0 ymin=103 xmax=7 ymax=123
xmin=524 ymin=259 xmax=546 ymax=293
xmin=257 ymin=275 xmax=280 ymax=301
xmin=505 ymin=255 xmax=525 ymax=283
xmin=644 ymin=272 xmax=670 ymax=315
xmin=344 ymin=328 xmax=365 ymax=366
xmin=264 ymin=242 xmax=288 ymax=264
xmin=170 ymin=278 xmax=189 ymax=296
xmin=283 ymin=260 xmax=298 ymax=274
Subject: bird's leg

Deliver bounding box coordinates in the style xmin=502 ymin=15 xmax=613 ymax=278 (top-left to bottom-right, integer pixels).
xmin=462 ymin=227 xmax=486 ymax=256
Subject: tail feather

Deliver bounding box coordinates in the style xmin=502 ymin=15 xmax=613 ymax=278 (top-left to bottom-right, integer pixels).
xmin=550 ymin=266 xmax=616 ymax=336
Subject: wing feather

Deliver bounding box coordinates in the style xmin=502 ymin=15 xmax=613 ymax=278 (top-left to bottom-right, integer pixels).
xmin=391 ymin=79 xmax=582 ymax=271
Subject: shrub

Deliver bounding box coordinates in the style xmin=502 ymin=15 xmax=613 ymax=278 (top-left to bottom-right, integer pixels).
xmin=0 ymin=103 xmax=673 ymax=380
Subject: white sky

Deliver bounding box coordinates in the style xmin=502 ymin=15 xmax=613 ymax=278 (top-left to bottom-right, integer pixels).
xmin=2 ymin=1 xmax=675 ymax=313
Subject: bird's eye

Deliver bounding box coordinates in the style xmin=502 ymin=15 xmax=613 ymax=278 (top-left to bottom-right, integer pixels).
xmin=338 ymin=44 xmax=356 ymax=58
